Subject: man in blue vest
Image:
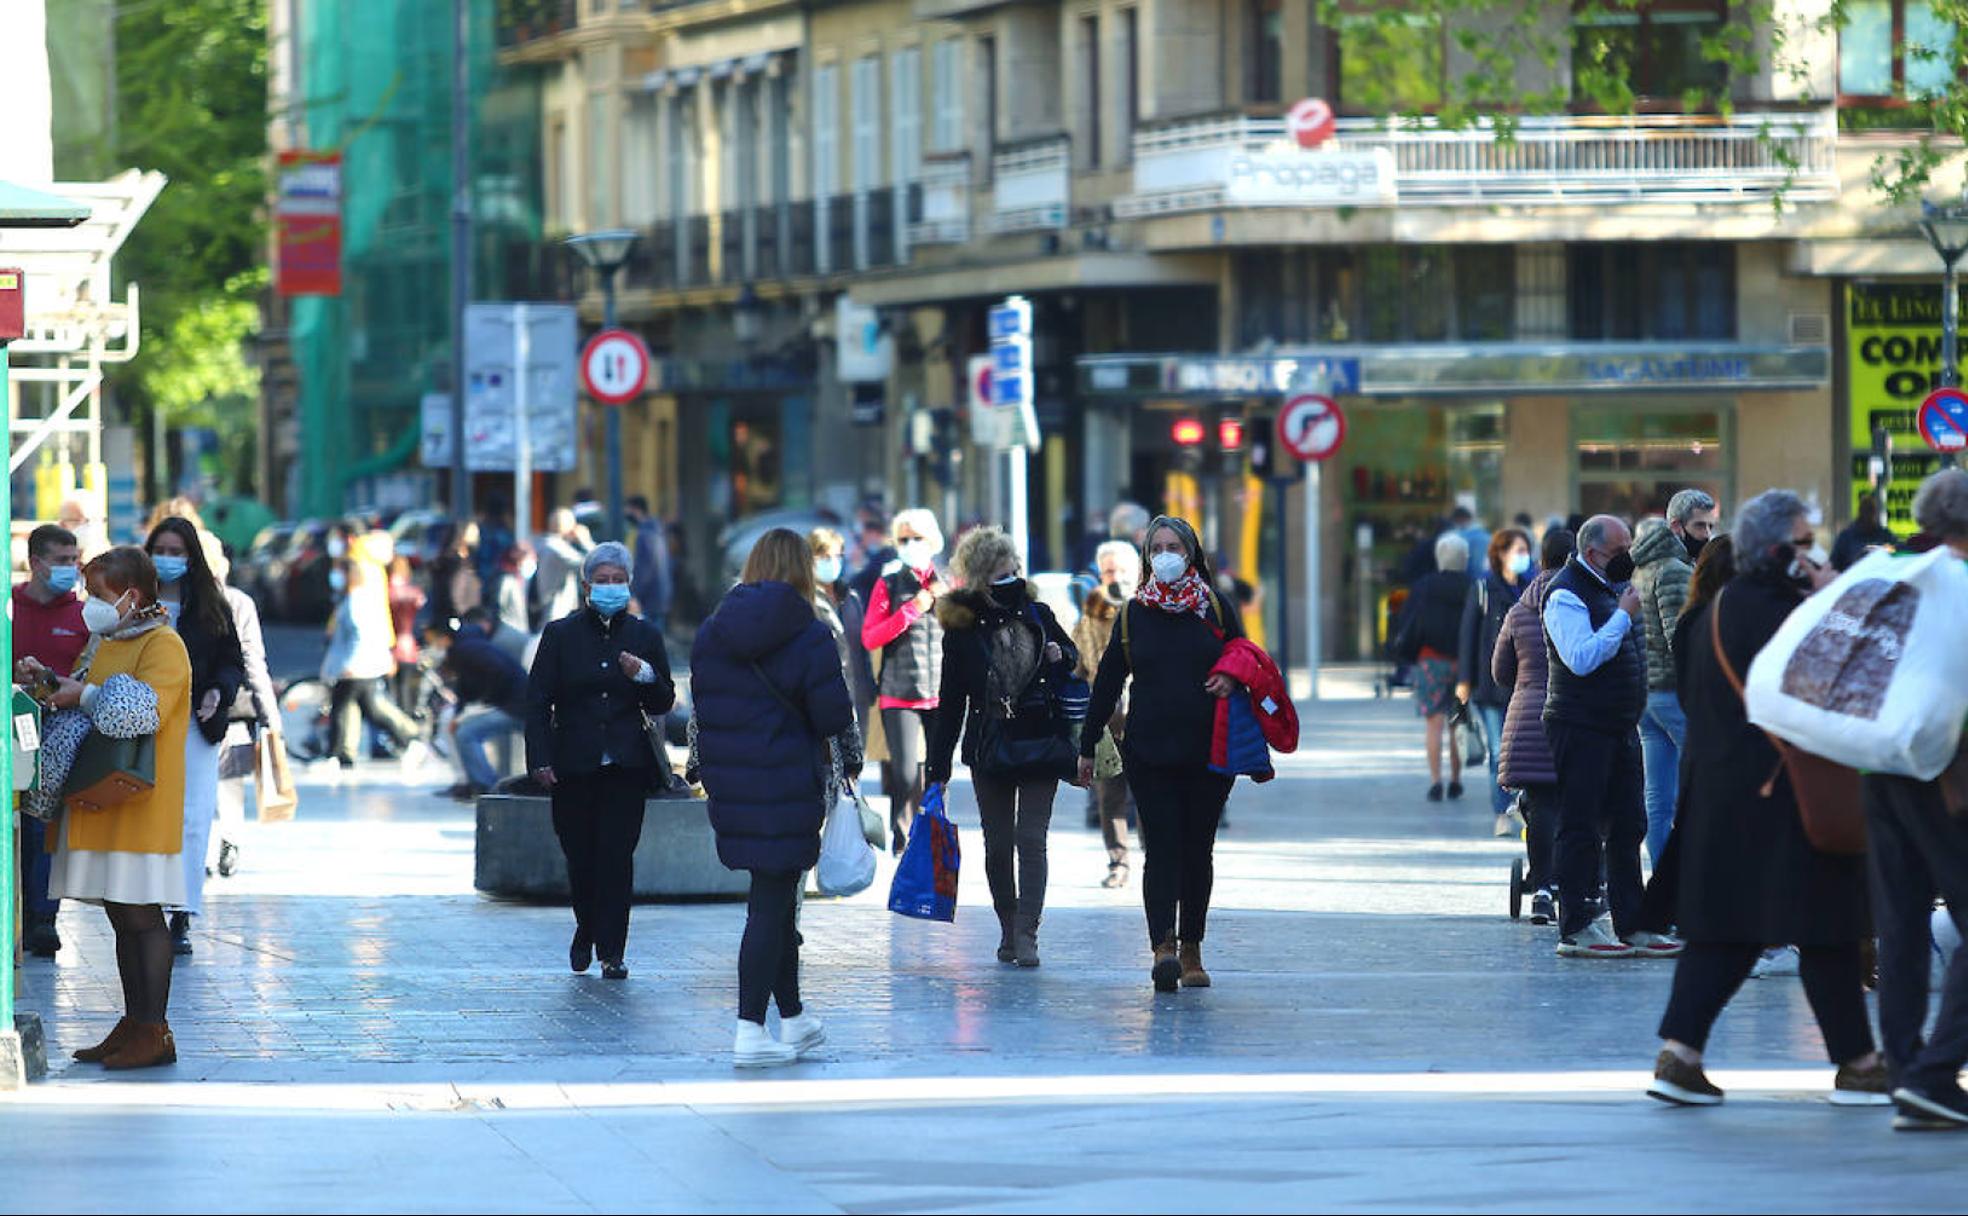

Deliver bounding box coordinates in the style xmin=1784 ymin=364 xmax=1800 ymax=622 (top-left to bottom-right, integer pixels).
xmin=1543 ymin=514 xmax=1683 ymax=961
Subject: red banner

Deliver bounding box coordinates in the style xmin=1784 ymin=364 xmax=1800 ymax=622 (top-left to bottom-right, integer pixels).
xmin=276 ymin=150 xmax=342 ymax=297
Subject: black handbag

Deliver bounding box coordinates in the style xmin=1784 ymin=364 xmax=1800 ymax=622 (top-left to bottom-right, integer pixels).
xmin=975 ymin=611 xmax=1077 ymax=781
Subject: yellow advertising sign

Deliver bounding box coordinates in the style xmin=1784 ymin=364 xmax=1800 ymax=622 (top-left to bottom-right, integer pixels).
xmin=1847 ymin=282 xmax=1957 ymax=531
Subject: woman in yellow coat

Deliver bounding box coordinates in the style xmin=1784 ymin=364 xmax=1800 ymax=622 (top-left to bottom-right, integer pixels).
xmin=34 ymin=546 xmax=191 ymax=1070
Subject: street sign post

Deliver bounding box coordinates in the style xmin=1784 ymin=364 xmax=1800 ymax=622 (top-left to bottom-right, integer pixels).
xmin=1278 ymin=393 xmax=1346 ymax=462
xmin=1279 ymin=391 xmax=1346 ymax=702
xmin=987 ymin=296 xmax=1038 ymax=564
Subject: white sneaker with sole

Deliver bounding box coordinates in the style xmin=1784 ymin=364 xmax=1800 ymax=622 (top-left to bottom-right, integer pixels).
xmin=778 ymin=1010 xmax=826 ymax=1058
xmin=733 ymin=1019 xmax=798 ymax=1069
xmin=1557 ymin=915 xmax=1636 ymax=959
xmin=1750 ymin=945 xmax=1800 ymax=978
xmin=398 ymin=739 xmax=433 ymax=769
xmin=1625 ymin=930 xmax=1685 ymax=959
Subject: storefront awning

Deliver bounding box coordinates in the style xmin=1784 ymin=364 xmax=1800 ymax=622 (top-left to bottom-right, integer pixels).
xmin=1078 ymin=342 xmax=1829 ymax=398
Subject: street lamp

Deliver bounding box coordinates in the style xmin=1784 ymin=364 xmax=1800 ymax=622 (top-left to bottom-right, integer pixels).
xmin=565 ymin=228 xmax=639 ymax=541
xmin=1918 ymin=198 xmax=1968 ymax=391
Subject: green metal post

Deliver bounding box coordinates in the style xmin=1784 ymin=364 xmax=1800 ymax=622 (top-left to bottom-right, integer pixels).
xmin=1 ymin=342 xmax=14 ymax=1040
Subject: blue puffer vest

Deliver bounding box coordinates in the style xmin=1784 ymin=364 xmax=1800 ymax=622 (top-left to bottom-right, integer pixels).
xmin=1541 ymin=559 xmax=1647 ymax=735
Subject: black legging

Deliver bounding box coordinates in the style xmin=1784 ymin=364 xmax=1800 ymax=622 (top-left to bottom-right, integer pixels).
xmin=1658 ymin=940 xmax=1876 ymax=1062
xmin=739 ymin=869 xmax=803 ymax=1025
xmin=104 ymin=901 xmax=174 ymax=1024
xmin=883 ymin=707 xmax=929 ymax=845
xmin=1126 ymin=760 xmax=1234 ymax=945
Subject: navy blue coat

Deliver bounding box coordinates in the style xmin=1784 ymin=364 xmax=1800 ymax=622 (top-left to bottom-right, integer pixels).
xmin=691 ymin=580 xmax=854 ymax=873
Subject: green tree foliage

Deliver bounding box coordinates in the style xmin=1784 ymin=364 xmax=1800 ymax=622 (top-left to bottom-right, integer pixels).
xmin=111 ymin=0 xmax=268 ymax=491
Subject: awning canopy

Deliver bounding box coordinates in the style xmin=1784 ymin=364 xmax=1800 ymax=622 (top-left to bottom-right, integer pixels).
xmin=0 ymin=180 xmax=89 ymax=228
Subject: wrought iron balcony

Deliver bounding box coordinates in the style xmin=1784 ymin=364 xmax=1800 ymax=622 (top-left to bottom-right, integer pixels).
xmin=992 ymin=135 xmax=1071 ymax=233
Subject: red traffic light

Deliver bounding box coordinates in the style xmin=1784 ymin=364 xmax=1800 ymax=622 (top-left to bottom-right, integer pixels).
xmin=1171 ymin=417 xmax=1207 ymax=447
xmin=1218 ymin=418 xmax=1245 ymax=450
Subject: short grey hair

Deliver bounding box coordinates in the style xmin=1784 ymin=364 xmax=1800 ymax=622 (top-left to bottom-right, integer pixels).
xmin=1635 ymin=516 xmax=1669 ymax=545
xmin=1109 ymin=501 xmax=1151 ymax=539
xmin=1666 ymin=488 xmax=1718 ymax=526
xmin=1577 ymin=515 xmax=1621 ymax=554
xmin=1434 ymin=531 xmax=1470 ymax=573
xmin=1734 ymin=489 xmax=1809 ymax=569
xmin=1094 ymin=538 xmax=1141 ymax=577
xmin=1915 ymin=468 xmax=1968 ymax=541
xmin=582 ymin=540 xmax=633 ymax=583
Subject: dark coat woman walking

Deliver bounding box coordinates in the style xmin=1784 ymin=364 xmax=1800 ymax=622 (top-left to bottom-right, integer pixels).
xmin=1393 ymin=534 xmax=1471 ymax=801
xmin=1079 ymin=515 xmax=1244 ymax=993
xmin=694 ymin=528 xmax=854 ymax=1069
xmin=525 ymin=541 xmax=676 ymax=981
xmin=1457 ymin=528 xmax=1531 ymax=830
xmin=1646 ymin=489 xmax=1886 ymax=1108
xmin=926 ymin=526 xmax=1078 ymax=968
xmin=1490 ymin=527 xmax=1574 ymax=924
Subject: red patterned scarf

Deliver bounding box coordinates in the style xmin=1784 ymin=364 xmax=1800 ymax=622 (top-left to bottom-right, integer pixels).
xmin=1137 ymin=571 xmax=1214 ymax=620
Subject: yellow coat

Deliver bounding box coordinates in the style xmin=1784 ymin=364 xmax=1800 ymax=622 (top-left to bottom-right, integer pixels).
xmin=62 ymin=626 xmax=191 ymax=855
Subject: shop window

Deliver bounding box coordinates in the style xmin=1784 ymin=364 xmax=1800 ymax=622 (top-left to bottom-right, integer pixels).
xmin=1568 ymin=243 xmax=1734 ymax=341
xmin=1346 ymin=247 xmax=1514 ymax=343
xmin=1839 ymin=0 xmax=1960 ymax=100
xmin=1456 ymin=247 xmax=1516 ymax=342
xmin=1333 ymin=9 xmax=1444 ymax=115
xmin=1248 ymin=0 xmax=1285 ymax=103
xmin=1572 ymin=0 xmax=1728 ymax=106
xmin=1574 ymin=405 xmax=1729 ymax=521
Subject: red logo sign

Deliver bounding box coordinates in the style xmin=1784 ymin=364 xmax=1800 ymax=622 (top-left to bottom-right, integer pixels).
xmin=1278 ymin=394 xmax=1345 ymax=462
xmin=1286 ymin=98 xmax=1337 ymax=150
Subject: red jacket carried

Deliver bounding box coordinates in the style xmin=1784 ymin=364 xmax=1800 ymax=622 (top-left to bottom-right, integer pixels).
xmin=1209 ymin=639 xmax=1299 ymax=781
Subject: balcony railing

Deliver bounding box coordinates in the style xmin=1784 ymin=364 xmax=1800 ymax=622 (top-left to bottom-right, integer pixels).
xmin=496 ymin=0 xmax=577 ymax=48
xmin=1114 ymin=111 xmax=1840 ymax=217
xmin=909 ymin=154 xmax=972 ymax=245
xmin=992 ymin=135 xmax=1071 ymax=233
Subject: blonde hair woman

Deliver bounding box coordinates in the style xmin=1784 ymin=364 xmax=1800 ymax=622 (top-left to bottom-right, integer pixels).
xmin=321 ymin=550 xmax=425 ymax=770
xmin=693 ymin=528 xmax=854 ymax=1067
xmin=924 ymin=526 xmax=1078 ymax=967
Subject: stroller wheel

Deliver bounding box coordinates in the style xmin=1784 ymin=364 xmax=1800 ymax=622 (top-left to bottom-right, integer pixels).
xmin=1509 ymin=858 xmax=1525 ymax=921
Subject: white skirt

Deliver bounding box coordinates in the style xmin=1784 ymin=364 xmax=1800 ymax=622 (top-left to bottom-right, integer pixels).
xmin=49 ymin=843 xmax=187 ymax=907
xmin=176 ymin=729 xmax=221 ymax=916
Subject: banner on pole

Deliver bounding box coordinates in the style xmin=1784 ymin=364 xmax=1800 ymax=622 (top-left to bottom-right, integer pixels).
xmin=275 ymin=151 xmax=343 ymax=297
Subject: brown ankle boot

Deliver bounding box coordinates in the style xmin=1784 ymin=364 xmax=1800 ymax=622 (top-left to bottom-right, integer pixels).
xmin=74 ymin=1017 xmax=136 ymax=1064
xmin=1151 ymin=937 xmax=1181 ymax=992
xmin=1179 ymin=940 xmax=1212 ymax=988
xmin=102 ymin=1023 xmax=176 ymax=1071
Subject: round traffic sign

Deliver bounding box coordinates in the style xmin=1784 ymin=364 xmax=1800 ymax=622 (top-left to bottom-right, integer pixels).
xmin=580 ymin=329 xmax=651 ymax=406
xmin=1286 ymin=97 xmax=1336 ymax=150
xmin=1918 ymin=386 xmax=1968 ymax=454
xmin=1278 ymin=394 xmax=1345 ymax=462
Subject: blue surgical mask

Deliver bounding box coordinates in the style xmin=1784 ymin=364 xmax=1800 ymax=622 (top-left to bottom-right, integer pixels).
xmin=152 ymin=555 xmax=189 ymax=584
xmin=1509 ymin=552 xmax=1532 ymax=577
xmin=44 ymin=564 xmax=78 ymax=594
xmin=329 ymin=568 xmax=347 ymax=593
xmin=815 ymin=556 xmax=843 ymax=586
xmin=589 ymin=583 xmax=631 ymax=616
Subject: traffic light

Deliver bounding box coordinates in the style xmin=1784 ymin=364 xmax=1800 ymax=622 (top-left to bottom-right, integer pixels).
xmin=1170 ymin=417 xmax=1206 ymax=447
xmin=1248 ymin=414 xmax=1277 ymax=479
xmin=1218 ymin=417 xmax=1245 ymax=451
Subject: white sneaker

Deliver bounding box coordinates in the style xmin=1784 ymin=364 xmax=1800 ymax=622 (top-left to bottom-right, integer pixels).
xmin=398 ymin=739 xmax=433 ymax=769
xmin=1751 ymin=945 xmax=1800 ymax=978
xmin=1556 ymin=914 xmax=1636 ymax=959
xmin=733 ymin=1019 xmax=798 ymax=1069
xmin=1624 ymin=930 xmax=1685 ymax=959
xmin=778 ymin=1010 xmax=826 ymax=1057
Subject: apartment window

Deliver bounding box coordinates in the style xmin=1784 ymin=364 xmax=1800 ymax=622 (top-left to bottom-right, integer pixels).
xmin=892 ymin=47 xmax=923 ymax=186
xmin=1122 ymin=9 xmax=1139 ymax=151
xmin=1572 ymin=0 xmax=1728 ymax=104
xmin=1298 ymin=247 xmax=1518 ymax=343
xmin=1568 ymin=243 xmax=1735 ymax=340
xmin=587 ymin=94 xmax=613 ymax=229
xmin=1840 ymin=0 xmax=1960 ymax=98
xmin=1334 ymin=11 xmax=1443 ymax=114
xmin=851 ymin=56 xmax=883 ymax=192
xmin=813 ymin=64 xmax=840 ymax=198
xmin=978 ymin=35 xmax=998 ymax=150
xmin=931 ymin=39 xmax=966 ymax=151
xmin=1081 ymin=15 xmax=1102 ymax=168
xmin=624 ymin=94 xmax=661 ymax=225
xmin=1247 ymin=0 xmax=1284 ymax=103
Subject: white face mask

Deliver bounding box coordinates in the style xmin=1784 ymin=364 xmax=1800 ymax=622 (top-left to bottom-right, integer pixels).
xmin=899 ymin=540 xmax=936 ymax=570
xmin=82 ymin=596 xmax=123 ymax=635
xmin=1150 ymin=551 xmax=1189 ymax=586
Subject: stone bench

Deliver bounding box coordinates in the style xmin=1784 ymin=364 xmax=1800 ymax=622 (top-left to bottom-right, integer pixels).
xmin=474 ymin=790 xmax=748 ymax=902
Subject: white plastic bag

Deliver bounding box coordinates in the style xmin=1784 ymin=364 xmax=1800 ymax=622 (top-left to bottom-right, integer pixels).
xmin=1745 ymin=547 xmax=1968 ymax=780
xmin=816 ymin=787 xmax=879 ymax=897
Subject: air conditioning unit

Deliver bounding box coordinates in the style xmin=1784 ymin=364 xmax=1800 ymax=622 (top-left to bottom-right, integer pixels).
xmin=1788 ymin=311 xmax=1831 ymax=346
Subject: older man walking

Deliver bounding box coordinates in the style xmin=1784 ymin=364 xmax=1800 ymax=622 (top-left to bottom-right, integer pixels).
xmin=1630 ymin=489 xmax=1718 ymax=869
xmin=1543 ymin=514 xmax=1681 ymax=960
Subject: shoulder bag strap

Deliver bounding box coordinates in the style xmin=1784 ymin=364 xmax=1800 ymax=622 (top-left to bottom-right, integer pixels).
xmin=751 ymin=659 xmax=815 ymax=738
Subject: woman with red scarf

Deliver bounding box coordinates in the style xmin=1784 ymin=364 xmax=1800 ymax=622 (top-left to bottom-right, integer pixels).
xmin=1078 ymin=515 xmax=1245 ymax=993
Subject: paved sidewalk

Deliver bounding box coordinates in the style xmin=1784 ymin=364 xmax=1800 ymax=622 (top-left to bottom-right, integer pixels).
xmin=4 ymin=692 xmax=1962 ymax=1212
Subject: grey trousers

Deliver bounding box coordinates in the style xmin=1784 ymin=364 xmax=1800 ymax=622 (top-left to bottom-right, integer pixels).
xmin=972 ymin=773 xmax=1057 ymax=937
xmin=1094 ymin=775 xmax=1132 ymax=865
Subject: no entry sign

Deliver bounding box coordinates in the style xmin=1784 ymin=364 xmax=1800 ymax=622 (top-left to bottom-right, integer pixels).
xmin=1918 ymin=386 xmax=1968 ymax=453
xmin=580 ymin=329 xmax=651 ymax=406
xmin=1278 ymin=394 xmax=1345 ymax=462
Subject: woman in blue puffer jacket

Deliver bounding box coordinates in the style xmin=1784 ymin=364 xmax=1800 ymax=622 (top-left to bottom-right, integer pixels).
xmin=692 ymin=528 xmax=854 ymax=1070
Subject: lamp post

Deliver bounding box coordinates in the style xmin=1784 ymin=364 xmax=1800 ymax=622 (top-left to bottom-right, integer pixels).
xmin=565 ymin=229 xmax=639 ymax=540
xmin=1920 ymin=198 xmax=1968 ymax=471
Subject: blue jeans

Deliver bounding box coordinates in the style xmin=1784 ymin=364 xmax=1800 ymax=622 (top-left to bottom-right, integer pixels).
xmin=1479 ymin=703 xmax=1509 ymax=816
xmin=1639 ymin=690 xmax=1687 ymax=870
xmin=455 ymin=706 xmax=524 ymax=789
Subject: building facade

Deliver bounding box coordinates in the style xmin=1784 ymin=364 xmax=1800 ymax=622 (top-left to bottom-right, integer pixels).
xmin=500 ymin=0 xmax=1958 ymax=652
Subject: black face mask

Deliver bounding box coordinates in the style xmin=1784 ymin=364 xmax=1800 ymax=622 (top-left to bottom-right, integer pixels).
xmin=1602 ymin=549 xmax=1636 ymax=584
xmin=1683 ymin=534 xmax=1707 ymax=564
xmin=990 ymin=578 xmax=1027 ymax=606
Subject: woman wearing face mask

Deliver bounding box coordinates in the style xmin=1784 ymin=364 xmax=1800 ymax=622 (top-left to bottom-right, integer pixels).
xmin=1078 ymin=516 xmax=1246 ymax=992
xmin=809 ymin=527 xmax=875 ymax=753
xmin=493 ymin=542 xmax=537 ymax=636
xmin=925 ymin=528 xmax=1078 ymax=967
xmin=525 ymin=542 xmax=676 ymax=980
xmin=860 ymin=508 xmax=947 ymax=855
xmin=321 ymin=552 xmax=428 ymax=773
xmin=1644 ymin=489 xmax=1888 ymax=1107
xmin=40 ymin=547 xmax=193 ymax=1068
xmin=146 ymin=517 xmax=245 ymax=956
xmin=1456 ymin=528 xmax=1532 ymax=837
xmin=1072 ymin=540 xmax=1142 ymax=889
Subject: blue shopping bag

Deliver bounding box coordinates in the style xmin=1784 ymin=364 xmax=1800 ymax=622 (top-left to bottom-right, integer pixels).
xmin=888 ymin=781 xmax=960 ymax=922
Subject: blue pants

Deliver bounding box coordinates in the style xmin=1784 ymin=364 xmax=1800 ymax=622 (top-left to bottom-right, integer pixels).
xmin=455 ymin=706 xmax=524 ymax=789
xmin=19 ymin=813 xmax=56 ymax=920
xmin=1638 ymin=690 xmax=1687 ymax=871
xmin=1478 ymin=703 xmax=1509 ymax=816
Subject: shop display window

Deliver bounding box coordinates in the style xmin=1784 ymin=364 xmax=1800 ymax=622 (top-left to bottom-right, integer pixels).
xmin=1574 ymin=404 xmax=1729 ymax=521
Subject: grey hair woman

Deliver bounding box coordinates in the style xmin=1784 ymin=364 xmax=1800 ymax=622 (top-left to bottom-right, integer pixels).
xmin=1396 ymin=531 xmax=1473 ymax=801
xmin=524 ymin=534 xmax=676 ymax=980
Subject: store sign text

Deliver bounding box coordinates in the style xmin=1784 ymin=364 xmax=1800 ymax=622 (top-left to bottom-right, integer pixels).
xmin=1224 ymin=149 xmax=1397 ymax=207
xmin=1583 ymin=356 xmax=1752 ymax=386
